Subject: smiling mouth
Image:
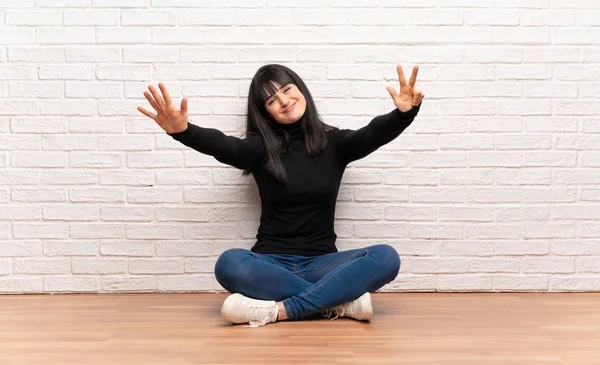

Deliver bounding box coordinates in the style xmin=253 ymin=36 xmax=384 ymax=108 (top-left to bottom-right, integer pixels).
xmin=283 ymin=102 xmax=296 ymax=114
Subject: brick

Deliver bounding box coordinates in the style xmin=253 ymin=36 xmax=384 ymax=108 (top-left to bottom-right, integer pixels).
xmin=154 ymin=169 xmax=211 ymax=185
xmin=96 ymin=27 xmax=150 ymax=44
xmin=551 ymin=241 xmax=600 ymax=256
xmin=522 ymin=257 xmax=575 ymax=273
xmin=63 ymin=9 xmax=118 ymax=25
xmin=42 ymin=170 xmax=98 ymax=185
xmin=36 ymin=0 xmax=89 ymax=6
xmin=407 ymin=117 xmax=467 ymax=134
xmin=122 ymin=10 xmax=175 ymax=25
xmin=464 ymin=224 xmax=521 ymax=239
xmin=156 ymin=241 xmax=213 ymax=257
xmin=496 ymin=134 xmax=552 ymax=150
xmin=101 ymin=206 xmax=154 ymax=222
xmin=69 ymin=187 xmax=124 ymax=203
xmin=271 ymin=27 xmax=379 ymax=44
xmin=184 ymin=257 xmax=217 ymax=273
xmin=522 ymin=10 xmax=575 ymax=26
xmin=524 ymin=46 xmax=579 ymax=62
xmin=523 ymin=188 xmax=577 ymax=203
xmin=0 ymin=134 xmax=40 ymax=150
xmin=66 ymin=46 xmax=121 ymax=62
xmin=0 ymin=241 xmax=42 ymax=257
xmin=496 ymin=0 xmax=549 ymax=7
xmin=70 ymin=224 xmax=124 ymax=239
xmin=99 ymin=170 xmax=153 ymax=186
xmin=157 ymin=275 xmax=213 ymax=292
xmin=550 ymin=276 xmax=600 ymax=291
xmin=42 ymin=135 xmax=97 ymax=151
xmin=493 ymin=275 xmax=549 ymax=291
xmin=65 ymin=82 xmax=122 ymax=98
xmin=411 ymin=187 xmax=469 ymax=203
xmin=522 ymin=223 xmax=577 ymax=239
xmin=408 ymin=224 xmax=464 ymax=239
xmin=125 ymin=224 xmax=182 ymax=240
xmin=353 ymin=223 xmax=407 ymax=238
xmin=102 ymin=276 xmax=156 ymax=293
xmin=182 ymin=224 xmax=240 ymax=239
xmin=385 ymin=275 xmax=437 ymax=292
xmin=128 ymin=259 xmax=184 ymax=274
xmin=464 ymin=10 xmax=519 ymax=25
xmin=439 ymin=206 xmax=493 ymax=222
xmin=13 ymin=223 xmax=68 ymax=239
xmin=439 ymin=169 xmax=494 ymax=185
xmin=0 ymin=28 xmax=33 ymax=45
xmin=577 ymin=257 xmax=600 ymax=273
xmin=44 ymin=277 xmax=100 ymax=293
xmin=494 ymin=27 xmax=549 ymax=44
xmin=554 ymin=170 xmax=600 ymax=185
xmin=495 ymin=241 xmax=549 ymax=256
xmin=184 ymin=187 xmax=240 ymax=203
xmin=523 ymin=151 xmax=576 ymax=167
xmin=411 ymin=258 xmax=466 ymax=274
xmin=42 ymin=205 xmax=99 ymax=221
xmin=439 ymin=241 xmax=494 ymax=256
xmin=384 ymin=206 xmax=436 ymax=221
xmin=12 ymin=188 xmax=66 ymax=202
xmin=0 ymin=278 xmax=42 ymax=294
xmin=36 ymin=27 xmax=94 ymax=44
xmin=155 ymin=207 xmax=211 ymax=222
xmin=468 ymin=152 xmax=521 ymax=167
xmin=495 ymin=207 xmax=550 ymax=222
xmin=44 ymin=241 xmax=99 ymax=256
xmin=353 ymin=187 xmax=409 ymax=202
xmin=467 ymin=258 xmax=520 ymax=273
xmin=100 ymin=241 xmax=155 ymax=257
xmin=72 ymin=257 xmax=127 ymax=275
xmin=14 ymin=258 xmax=70 ymax=274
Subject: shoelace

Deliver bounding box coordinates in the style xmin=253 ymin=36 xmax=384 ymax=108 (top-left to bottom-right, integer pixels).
xmin=322 ymin=306 xmax=348 ymax=321
xmin=244 ymin=304 xmax=278 ymax=328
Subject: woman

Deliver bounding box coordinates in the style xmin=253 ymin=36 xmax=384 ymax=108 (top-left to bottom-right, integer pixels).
xmin=138 ymin=64 xmax=424 ymax=328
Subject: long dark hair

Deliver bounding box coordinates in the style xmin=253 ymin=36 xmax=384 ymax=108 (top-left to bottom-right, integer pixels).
xmin=243 ymin=64 xmax=336 ymax=183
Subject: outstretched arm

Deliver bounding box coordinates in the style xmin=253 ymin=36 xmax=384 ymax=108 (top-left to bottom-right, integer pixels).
xmin=336 ymin=64 xmax=424 ymax=165
xmin=138 ymin=82 xmax=264 ymax=171
xmin=167 ymin=124 xmax=264 ymax=171
xmin=336 ymin=104 xmax=420 ymax=165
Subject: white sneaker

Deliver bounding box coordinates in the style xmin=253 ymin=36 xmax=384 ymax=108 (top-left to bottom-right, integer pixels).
xmin=221 ymin=293 xmax=279 ymax=328
xmin=322 ymin=292 xmax=373 ymax=321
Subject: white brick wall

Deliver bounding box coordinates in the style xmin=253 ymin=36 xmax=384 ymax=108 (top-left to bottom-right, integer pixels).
xmin=1 ymin=0 xmax=599 ymax=294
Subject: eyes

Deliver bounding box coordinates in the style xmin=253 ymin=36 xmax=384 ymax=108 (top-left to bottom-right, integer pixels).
xmin=267 ymin=86 xmax=292 ymax=106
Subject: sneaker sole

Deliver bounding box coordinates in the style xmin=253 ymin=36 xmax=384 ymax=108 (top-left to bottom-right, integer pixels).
xmin=359 ymin=292 xmax=373 ymax=321
xmin=221 ymin=293 xmax=244 ymax=323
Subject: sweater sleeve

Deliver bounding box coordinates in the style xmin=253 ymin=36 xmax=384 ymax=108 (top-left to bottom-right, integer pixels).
xmin=167 ymin=123 xmax=265 ymax=171
xmin=335 ymin=104 xmax=420 ymax=165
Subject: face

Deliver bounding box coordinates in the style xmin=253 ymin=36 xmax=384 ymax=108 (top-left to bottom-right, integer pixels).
xmin=264 ymin=82 xmax=306 ymax=125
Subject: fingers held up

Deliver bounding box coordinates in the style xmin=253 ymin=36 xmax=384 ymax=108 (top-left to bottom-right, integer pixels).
xmin=387 ymin=64 xmax=424 ymax=111
xmin=397 ymin=64 xmax=419 ymax=89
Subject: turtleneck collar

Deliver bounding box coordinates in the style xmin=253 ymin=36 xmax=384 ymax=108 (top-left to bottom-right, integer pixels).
xmin=274 ymin=115 xmax=304 ymax=136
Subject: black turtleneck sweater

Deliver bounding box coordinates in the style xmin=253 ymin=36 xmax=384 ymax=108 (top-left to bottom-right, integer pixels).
xmin=168 ymin=105 xmax=420 ymax=255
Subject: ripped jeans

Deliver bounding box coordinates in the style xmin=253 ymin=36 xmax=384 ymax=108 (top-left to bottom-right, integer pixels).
xmin=213 ymin=244 xmax=401 ymax=320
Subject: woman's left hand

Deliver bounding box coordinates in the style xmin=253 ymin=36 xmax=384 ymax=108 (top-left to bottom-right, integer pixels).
xmin=386 ymin=64 xmax=424 ymax=113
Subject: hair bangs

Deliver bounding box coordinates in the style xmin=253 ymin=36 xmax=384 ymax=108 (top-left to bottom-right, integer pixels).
xmin=254 ymin=68 xmax=296 ymax=107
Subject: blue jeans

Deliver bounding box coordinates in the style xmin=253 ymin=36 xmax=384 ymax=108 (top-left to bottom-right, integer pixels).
xmin=214 ymin=244 xmax=401 ymax=320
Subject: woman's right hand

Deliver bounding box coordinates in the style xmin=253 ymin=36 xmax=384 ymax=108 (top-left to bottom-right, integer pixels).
xmin=137 ymin=82 xmax=189 ymax=134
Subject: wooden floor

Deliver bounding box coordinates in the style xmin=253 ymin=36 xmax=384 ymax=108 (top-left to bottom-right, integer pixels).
xmin=1 ymin=293 xmax=600 ymax=365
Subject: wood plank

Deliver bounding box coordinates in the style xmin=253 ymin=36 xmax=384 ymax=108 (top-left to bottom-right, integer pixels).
xmin=1 ymin=293 xmax=600 ymax=364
